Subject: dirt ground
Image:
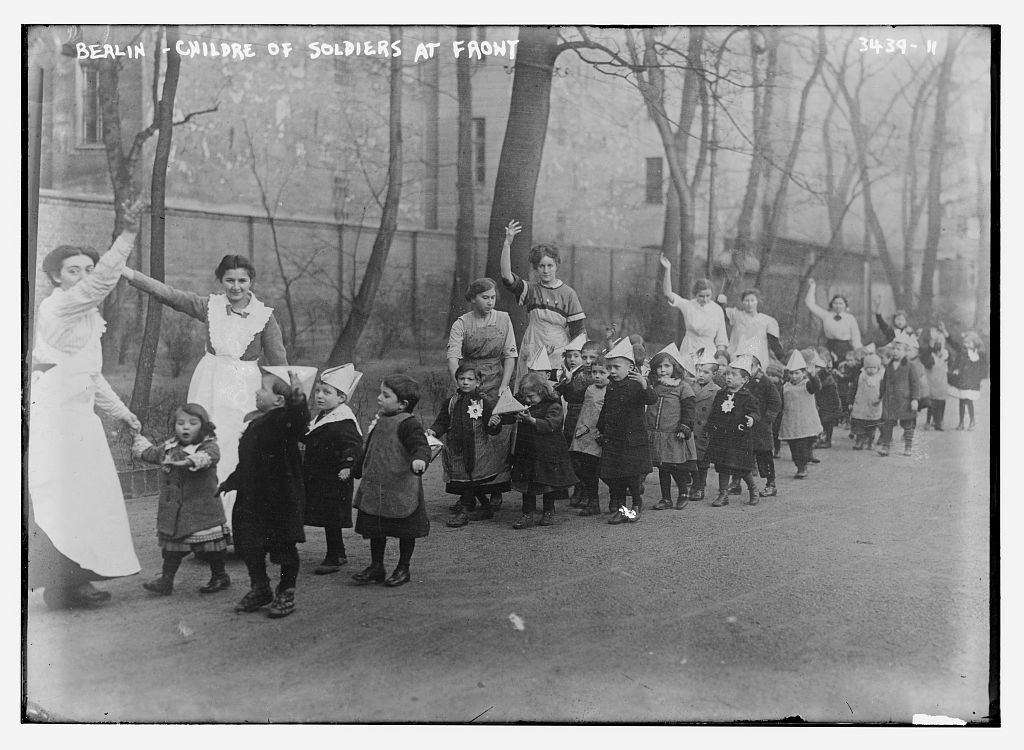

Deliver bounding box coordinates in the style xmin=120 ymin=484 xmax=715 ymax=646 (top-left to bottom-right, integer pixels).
xmin=24 ymin=396 xmax=993 ymax=725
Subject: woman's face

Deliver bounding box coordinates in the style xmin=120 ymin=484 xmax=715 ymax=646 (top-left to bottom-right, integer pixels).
xmin=894 ymin=313 xmax=907 ymax=329
xmin=52 ymin=254 xmax=95 ymax=291
xmin=741 ymin=294 xmax=759 ymax=314
xmin=472 ymin=288 xmax=497 ymax=314
xmin=220 ymin=268 xmax=252 ymax=305
xmin=831 ymin=296 xmax=848 ymax=314
xmin=534 ymin=256 xmax=558 ymax=285
xmin=694 ymin=288 xmax=712 ymax=306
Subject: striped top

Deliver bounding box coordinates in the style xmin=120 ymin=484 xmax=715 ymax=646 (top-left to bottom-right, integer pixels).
xmin=503 ymin=274 xmax=586 ymax=328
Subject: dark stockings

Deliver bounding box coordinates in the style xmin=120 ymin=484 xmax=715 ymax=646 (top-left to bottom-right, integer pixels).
xmin=325 ymin=526 xmax=347 ymax=559
xmin=242 ymin=545 xmax=299 ymax=591
xmin=369 ymin=537 xmax=415 ymax=568
xmin=755 ymin=451 xmax=776 ymax=485
xmin=718 ymin=470 xmax=756 ymax=493
xmin=658 ymin=465 xmax=690 ymax=499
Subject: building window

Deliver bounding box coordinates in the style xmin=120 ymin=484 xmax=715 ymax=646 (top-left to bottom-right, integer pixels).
xmin=473 ymin=117 xmax=486 ymax=185
xmin=78 ymin=63 xmax=103 ymax=146
xmin=645 ymin=157 xmax=663 ymax=204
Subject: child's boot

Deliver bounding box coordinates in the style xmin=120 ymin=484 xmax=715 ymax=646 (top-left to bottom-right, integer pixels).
xmin=674 ymin=490 xmax=689 ymax=510
xmin=569 ymin=486 xmax=586 ymax=508
xmin=631 ymin=498 xmax=642 ymax=521
xmin=512 ymin=512 xmax=535 ymax=530
xmin=446 ymin=506 xmax=470 ymax=528
xmin=903 ymin=437 xmax=913 ymax=456
xmin=267 ymin=586 xmax=296 ymax=618
xmin=467 ymin=499 xmax=495 ymax=521
xmin=607 ymin=506 xmax=629 ymax=524
xmin=759 ymin=483 xmax=777 ymax=497
xmin=384 ymin=564 xmax=411 ymax=587
xmin=728 ymin=478 xmax=742 ymax=495
xmin=691 ymin=485 xmax=705 ymax=502
xmin=235 ymin=583 xmax=273 ymax=612
xmin=578 ymin=497 xmax=600 ymax=516
xmin=653 ymin=496 xmax=673 ymax=510
xmin=876 ymin=443 xmax=890 ymax=457
xmin=794 ymin=465 xmax=808 ymax=479
xmin=538 ymin=510 xmax=556 ymax=526
xmin=747 ymin=484 xmax=760 ymax=506
xmin=852 ymin=436 xmax=864 ymax=450
xmin=199 ymin=572 xmax=231 ymax=593
xmin=711 ymin=491 xmax=729 ymax=507
xmin=351 ymin=563 xmax=386 ymax=585
xmin=142 ymin=575 xmax=174 ymax=596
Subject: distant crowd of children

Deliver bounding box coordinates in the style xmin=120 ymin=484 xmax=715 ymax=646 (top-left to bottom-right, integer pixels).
xmin=128 ymin=279 xmax=988 ymax=619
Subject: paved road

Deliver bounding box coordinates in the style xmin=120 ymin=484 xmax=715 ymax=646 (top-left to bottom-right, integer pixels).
xmin=25 ymin=397 xmax=992 ymax=724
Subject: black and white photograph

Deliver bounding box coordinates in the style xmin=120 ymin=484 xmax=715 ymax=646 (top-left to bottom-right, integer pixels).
xmin=21 ymin=16 xmax=997 ymax=726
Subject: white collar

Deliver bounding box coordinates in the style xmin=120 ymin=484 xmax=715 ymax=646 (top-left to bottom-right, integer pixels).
xmin=308 ymin=403 xmax=362 ymax=435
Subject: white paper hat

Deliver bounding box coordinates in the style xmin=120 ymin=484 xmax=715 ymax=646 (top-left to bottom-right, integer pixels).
xmin=563 ymin=332 xmax=587 ymax=352
xmin=735 ymin=338 xmax=763 ymax=365
xmin=605 ymin=336 xmax=635 ymax=363
xmin=320 ymin=363 xmax=363 ymax=399
xmin=730 ymin=354 xmax=754 ymax=376
xmin=786 ymin=350 xmax=807 ymax=371
xmin=892 ymin=331 xmax=915 ymax=347
xmin=493 ymin=387 xmax=528 ymax=416
xmin=528 ymin=347 xmax=553 ymax=371
xmin=862 ymin=343 xmax=876 ymax=354
xmin=261 ymin=365 xmax=318 ymax=398
xmin=695 ymin=348 xmax=719 ymax=367
xmin=656 ymin=343 xmax=694 ymax=375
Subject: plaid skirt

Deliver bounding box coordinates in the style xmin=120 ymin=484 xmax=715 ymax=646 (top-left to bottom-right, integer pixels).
xmin=159 ymin=525 xmax=230 ymax=553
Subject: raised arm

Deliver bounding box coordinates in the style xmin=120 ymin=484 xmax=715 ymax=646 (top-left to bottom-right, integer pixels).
xmin=803 ymin=279 xmax=830 ymax=322
xmin=122 ymin=267 xmax=208 ymax=322
xmin=659 ymin=254 xmax=675 ymax=302
xmin=499 ymin=219 xmax=521 ymax=286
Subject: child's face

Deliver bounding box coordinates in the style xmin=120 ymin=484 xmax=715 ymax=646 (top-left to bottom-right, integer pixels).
xmin=314 ymin=383 xmax=345 ymax=412
xmin=696 ymin=364 xmax=715 ymax=386
xmin=845 ymin=351 xmax=857 ymax=364
xmin=724 ymin=367 xmax=747 ymax=391
xmin=581 ymin=349 xmax=598 ymax=367
xmin=714 ymin=354 xmax=729 ymax=369
xmin=606 ymin=358 xmax=631 ymax=381
xmin=656 ymin=360 xmax=675 ymax=378
xmin=891 ymin=342 xmax=907 ymax=360
xmin=767 ymin=373 xmax=781 ymax=386
xmin=255 ymin=374 xmax=285 ymax=412
xmin=378 ymin=384 xmax=406 ymax=415
xmin=472 ymin=288 xmax=497 ymax=314
xmin=590 ymin=365 xmax=610 ymax=387
xmin=788 ymin=369 xmax=806 ymax=385
xmin=456 ymin=370 xmax=480 ymax=394
xmin=563 ymin=350 xmax=583 ymax=370
xmin=894 ymin=313 xmax=907 ymax=329
xmin=521 ymin=388 xmax=542 ymax=406
xmin=174 ymin=411 xmax=203 ymax=444
xmin=863 ymin=364 xmax=880 ymax=376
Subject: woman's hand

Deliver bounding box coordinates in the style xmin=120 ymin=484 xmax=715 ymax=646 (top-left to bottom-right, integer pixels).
xmin=121 ymin=197 xmax=146 ymax=234
xmin=411 ymin=459 xmax=427 ymax=475
xmin=123 ymin=413 xmax=142 ymax=433
xmin=716 ymin=293 xmax=728 ymax=305
xmin=659 ymin=253 xmax=671 ymax=270
xmin=807 ymin=278 xmax=816 ymax=289
xmin=338 ymin=468 xmax=351 ymax=481
xmin=504 ymin=220 xmax=522 ymax=245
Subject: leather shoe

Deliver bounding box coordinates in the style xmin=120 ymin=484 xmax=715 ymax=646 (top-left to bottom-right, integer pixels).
xmin=143 ymin=576 xmax=174 ymax=596
xmin=351 ymin=563 xmax=386 ymax=585
xmin=44 ymin=583 xmax=112 ymax=610
xmin=446 ymin=509 xmax=470 ymax=528
xmin=199 ymin=573 xmax=232 ymax=593
xmin=384 ymin=565 xmax=411 ymax=587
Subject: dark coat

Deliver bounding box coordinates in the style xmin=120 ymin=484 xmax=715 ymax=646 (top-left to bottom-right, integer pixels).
xmin=814 ymin=368 xmax=844 ymax=424
xmin=704 ymin=386 xmax=759 ymax=472
xmin=221 ymin=390 xmax=309 ymax=549
xmin=301 ymin=415 xmax=362 ymax=529
xmin=597 ymin=377 xmax=658 ymax=479
xmin=946 ymin=337 xmax=989 ymax=391
xmin=500 ymin=396 xmax=578 ymax=491
xmin=880 ymin=357 xmax=921 ymax=421
xmin=139 ymin=436 xmax=224 ymax=539
xmin=555 ymin=366 xmax=594 ymax=443
xmin=747 ymin=373 xmax=782 ymax=453
xmin=692 ymin=381 xmax=721 ymax=457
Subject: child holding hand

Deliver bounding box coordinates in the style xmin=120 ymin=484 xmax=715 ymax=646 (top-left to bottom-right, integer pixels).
xmin=778 ymin=351 xmax=822 ymax=478
xmin=133 ymin=403 xmax=229 ymax=596
xmin=704 ymin=356 xmax=760 ymax=506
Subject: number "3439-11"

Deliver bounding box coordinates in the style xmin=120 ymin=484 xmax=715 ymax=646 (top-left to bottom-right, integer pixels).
xmin=859 ymin=37 xmax=937 ymax=55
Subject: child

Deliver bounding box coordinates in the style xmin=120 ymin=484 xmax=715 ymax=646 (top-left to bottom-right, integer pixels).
xmin=836 ymin=348 xmax=861 ymax=424
xmin=907 ymin=337 xmax=931 ymax=431
xmin=351 ymin=375 xmax=432 ymax=587
xmin=428 ymin=364 xmax=502 ymax=528
xmin=712 ymin=349 xmax=731 ymax=389
xmin=848 ymin=353 xmax=883 ymax=450
xmin=220 ymin=366 xmax=315 ymax=618
xmin=804 ymin=347 xmax=842 ymax=450
xmin=555 ymin=334 xmax=595 ymax=507
xmin=132 ymin=403 xmax=229 ymax=595
xmin=764 ymin=362 xmax=785 ymax=458
xmin=598 ymin=338 xmax=658 ymax=523
xmin=570 ymin=355 xmax=609 ymax=517
xmin=704 ymin=355 xmax=760 ymax=506
xmin=494 ymin=372 xmax=578 ymax=529
xmin=745 ymin=354 xmax=782 ymax=499
xmin=302 ymin=364 xmax=363 ymax=575
xmin=690 ymin=350 xmax=722 ymax=501
xmin=877 ymin=333 xmax=920 ymax=457
xmin=921 ymin=328 xmax=949 ymax=430
xmin=647 ymin=346 xmax=697 ymax=511
xmin=943 ymin=324 xmax=987 ymax=431
xmin=779 ymin=350 xmax=822 ymax=478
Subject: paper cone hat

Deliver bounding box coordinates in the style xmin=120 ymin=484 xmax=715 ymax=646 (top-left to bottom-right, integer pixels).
xmin=261 ymin=365 xmax=318 ymax=397
xmin=320 ymin=363 xmax=363 ymax=399
xmin=730 ymin=354 xmax=754 ymax=375
xmin=605 ymin=336 xmax=635 ymax=363
xmin=892 ymin=331 xmax=915 ymax=347
xmin=493 ymin=387 xmax=528 ymax=416
xmin=786 ymin=350 xmax=807 ymax=371
xmin=564 ymin=332 xmax=587 ymax=352
xmin=862 ymin=343 xmax=876 ymax=355
xmin=425 ymin=433 xmax=444 ymax=463
xmin=695 ymin=348 xmax=719 ymax=367
xmin=528 ymin=347 xmax=553 ymax=372
xmin=657 ymin=343 xmax=693 ymax=375
xmin=815 ymin=351 xmax=830 ymax=368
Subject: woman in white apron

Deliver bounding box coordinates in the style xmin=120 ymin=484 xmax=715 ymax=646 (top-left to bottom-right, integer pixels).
xmin=499 ymin=220 xmax=587 ymax=386
xmin=122 ymin=255 xmax=287 ymax=531
xmin=29 ymin=201 xmax=145 ymax=609
xmin=658 ymin=253 xmax=729 ymax=358
xmin=717 ymin=289 xmax=785 ymax=368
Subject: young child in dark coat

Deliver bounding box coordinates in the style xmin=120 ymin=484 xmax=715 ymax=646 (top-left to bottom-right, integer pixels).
xmin=646 ymin=348 xmax=697 ymax=511
xmin=302 ymin=364 xmax=363 ymax=575
xmin=569 ymin=355 xmax=609 ymax=517
xmin=494 ymin=372 xmax=578 ymax=530
xmin=555 ymin=337 xmax=596 ymax=507
xmin=704 ymin=355 xmax=760 ymax=507
xmin=942 ymin=323 xmax=989 ymax=431
xmin=599 ymin=339 xmax=658 ymax=523
xmin=351 ymin=375 xmax=433 ymax=587
xmin=804 ymin=347 xmax=842 ymax=449
xmin=690 ymin=351 xmax=722 ymax=501
xmin=746 ymin=355 xmax=783 ymax=501
xmin=877 ymin=333 xmax=921 ymax=457
xmin=133 ymin=403 xmax=229 ymax=596
xmin=220 ymin=366 xmax=315 ymax=619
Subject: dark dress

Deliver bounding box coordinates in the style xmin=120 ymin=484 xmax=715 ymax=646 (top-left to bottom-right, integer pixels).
xmin=880 ymin=357 xmax=921 ymax=421
xmin=597 ymin=378 xmax=659 ymax=479
xmin=554 ymin=366 xmax=595 ymax=444
xmin=814 ymin=369 xmax=844 ymax=426
xmin=500 ymin=395 xmax=578 ymax=494
xmin=747 ymin=373 xmax=782 ymax=454
xmin=301 ymin=410 xmax=362 ymax=529
xmin=353 ymin=413 xmax=433 ymax=539
xmin=221 ymin=390 xmax=309 ymax=551
xmin=704 ymin=387 xmax=759 ymax=473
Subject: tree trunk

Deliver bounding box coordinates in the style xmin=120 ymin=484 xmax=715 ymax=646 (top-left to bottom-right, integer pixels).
xmin=129 ymin=25 xmax=181 ymax=425
xmin=917 ymin=30 xmax=959 ymax=320
xmin=329 ymin=27 xmax=404 ymax=366
xmin=484 ymin=27 xmax=561 ymax=332
xmin=974 ymin=100 xmax=991 ymax=331
xmin=901 ymin=66 xmax=938 ymax=306
xmin=448 ymin=25 xmax=476 ymax=330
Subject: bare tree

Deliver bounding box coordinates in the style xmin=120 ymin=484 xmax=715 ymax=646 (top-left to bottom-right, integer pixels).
xmin=448 ymin=25 xmax=476 ymax=329
xmin=328 ymin=26 xmax=404 ymax=366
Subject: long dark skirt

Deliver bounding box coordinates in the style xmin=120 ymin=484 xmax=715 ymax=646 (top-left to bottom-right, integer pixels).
xmin=355 ymin=493 xmax=431 ymax=540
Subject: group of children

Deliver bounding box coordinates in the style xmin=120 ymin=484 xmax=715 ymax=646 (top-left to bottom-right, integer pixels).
xmin=127 ymin=311 xmax=987 ymax=617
